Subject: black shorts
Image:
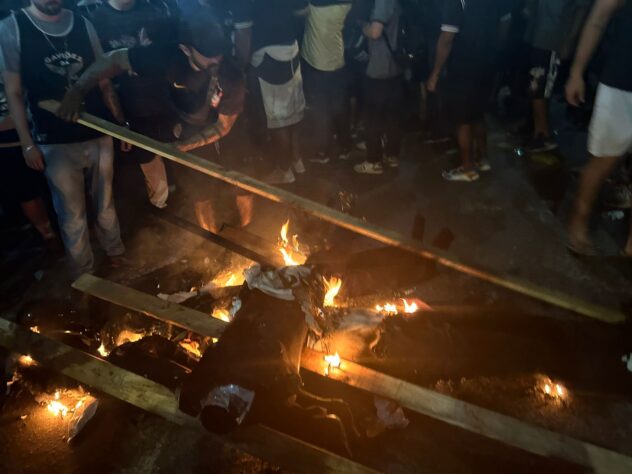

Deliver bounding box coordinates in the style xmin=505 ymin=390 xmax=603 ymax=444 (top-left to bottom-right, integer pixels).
xmin=528 ymin=47 xmax=560 ymax=99
xmin=0 ymin=145 xmax=45 ymax=203
xmin=444 ymin=69 xmax=493 ymax=125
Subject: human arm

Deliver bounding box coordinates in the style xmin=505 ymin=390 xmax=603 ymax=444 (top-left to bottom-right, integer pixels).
xmin=176 ymin=113 xmax=238 ymax=151
xmin=426 ymin=0 xmax=462 ymax=92
xmin=2 ymin=71 xmax=45 ymax=170
xmin=565 ymin=0 xmax=623 ymax=106
xmin=57 ymin=49 xmax=132 ymax=122
xmin=427 ymin=31 xmax=455 ymax=92
xmin=362 ymin=21 xmax=384 ymax=40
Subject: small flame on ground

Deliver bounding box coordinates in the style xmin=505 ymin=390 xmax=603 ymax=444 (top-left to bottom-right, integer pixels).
xmin=97 ymin=343 xmax=109 ymax=357
xmin=212 ymin=270 xmax=243 ymax=288
xmin=323 ymin=277 xmax=342 ymax=307
xmin=212 ymin=308 xmax=231 ymax=323
xmin=402 ymin=299 xmax=418 ymax=314
xmin=541 ymin=377 xmax=568 ymax=401
xmin=278 ymin=219 xmax=307 ymax=266
xmin=18 ymin=355 xmax=35 ymax=366
xmin=44 ymin=389 xmax=91 ymax=418
xmin=30 ymin=326 xmax=40 ymax=333
xmin=324 ymin=352 xmax=342 ymax=376
xmin=375 ymin=303 xmax=398 ymax=315
xmin=47 ymin=391 xmax=68 ymax=417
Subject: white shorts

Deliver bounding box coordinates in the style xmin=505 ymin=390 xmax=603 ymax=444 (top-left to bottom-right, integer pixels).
xmin=588 ymin=83 xmax=632 ymax=157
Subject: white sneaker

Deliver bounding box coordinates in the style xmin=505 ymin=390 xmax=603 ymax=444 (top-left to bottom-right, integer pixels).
xmin=476 ymin=158 xmax=491 ymax=172
xmin=264 ymin=168 xmax=295 ymax=184
xmin=309 ymin=153 xmax=330 ymax=164
xmin=383 ymin=156 xmax=399 ymax=168
xmin=442 ymin=167 xmax=480 ymax=182
xmin=338 ymin=151 xmax=351 ymax=161
xmin=354 ymin=161 xmax=384 ymax=175
xmin=355 ymin=141 xmax=367 ymax=151
xmin=292 ymin=158 xmax=306 ymax=174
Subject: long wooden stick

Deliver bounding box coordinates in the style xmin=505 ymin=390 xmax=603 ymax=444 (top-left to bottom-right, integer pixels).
xmin=0 ymin=317 xmax=376 ymax=474
xmin=39 ymin=100 xmax=626 ymax=324
xmin=72 ymin=274 xmax=632 ymax=473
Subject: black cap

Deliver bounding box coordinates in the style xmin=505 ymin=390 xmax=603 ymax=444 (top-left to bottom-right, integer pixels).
xmin=179 ymin=9 xmax=230 ymax=58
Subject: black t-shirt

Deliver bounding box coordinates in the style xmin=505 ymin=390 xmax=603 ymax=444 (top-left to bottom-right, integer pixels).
xmin=601 ymin=2 xmax=632 ymax=92
xmin=442 ymin=0 xmax=511 ymax=74
xmin=127 ymin=42 xmax=246 ymax=122
xmin=240 ymin=0 xmax=307 ymax=51
xmin=91 ymin=2 xmax=176 ymax=118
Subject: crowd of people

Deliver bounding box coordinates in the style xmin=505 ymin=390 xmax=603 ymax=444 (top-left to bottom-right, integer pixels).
xmin=0 ymin=0 xmax=630 ymax=278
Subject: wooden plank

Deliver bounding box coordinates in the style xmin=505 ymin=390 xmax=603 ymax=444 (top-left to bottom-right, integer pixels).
xmin=39 ymin=100 xmax=626 ymax=324
xmin=72 ymin=273 xmax=226 ymax=338
xmin=73 ymin=274 xmax=632 ymax=473
xmin=0 ymin=317 xmax=377 ymax=474
xmin=301 ymin=349 xmax=632 ymax=474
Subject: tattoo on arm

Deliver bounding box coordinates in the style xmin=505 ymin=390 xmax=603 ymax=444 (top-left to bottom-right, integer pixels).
xmin=74 ymin=49 xmax=132 ymax=95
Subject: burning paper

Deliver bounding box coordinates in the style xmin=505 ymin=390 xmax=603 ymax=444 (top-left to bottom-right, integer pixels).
xmin=18 ymin=355 xmax=35 ymax=367
xmin=278 ymin=220 xmax=308 ymax=266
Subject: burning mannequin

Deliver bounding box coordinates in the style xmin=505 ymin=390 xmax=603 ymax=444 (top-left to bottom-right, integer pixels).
xmin=57 ymin=9 xmax=252 ymax=230
xmin=179 ymin=267 xmax=359 ymax=457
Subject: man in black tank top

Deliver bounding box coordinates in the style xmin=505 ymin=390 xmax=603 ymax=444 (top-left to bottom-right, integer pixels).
xmin=0 ymin=0 xmax=126 ymax=277
xmin=565 ymin=0 xmax=632 ymax=257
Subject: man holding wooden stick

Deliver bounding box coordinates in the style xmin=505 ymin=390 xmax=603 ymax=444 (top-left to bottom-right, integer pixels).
xmin=56 ymin=9 xmax=250 ymax=232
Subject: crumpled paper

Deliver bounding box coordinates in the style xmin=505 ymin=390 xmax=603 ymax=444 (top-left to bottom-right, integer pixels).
xmin=366 ymin=396 xmax=410 ymax=438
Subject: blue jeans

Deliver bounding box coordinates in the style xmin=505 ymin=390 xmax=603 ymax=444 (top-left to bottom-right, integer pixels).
xmin=41 ymin=136 xmax=124 ymax=276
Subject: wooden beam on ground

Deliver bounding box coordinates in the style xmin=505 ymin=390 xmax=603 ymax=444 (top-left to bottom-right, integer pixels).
xmin=0 ymin=317 xmax=376 ymax=474
xmin=39 ymin=100 xmax=625 ymax=324
xmin=73 ymin=274 xmax=632 ymax=473
xmin=73 ymin=272 xmax=226 ymax=338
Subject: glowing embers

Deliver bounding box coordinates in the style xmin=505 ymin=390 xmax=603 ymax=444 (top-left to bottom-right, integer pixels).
xmin=324 ymin=352 xmax=342 ymax=376
xmin=323 ymin=276 xmax=343 ymax=307
xmin=278 ymin=219 xmax=307 ymax=267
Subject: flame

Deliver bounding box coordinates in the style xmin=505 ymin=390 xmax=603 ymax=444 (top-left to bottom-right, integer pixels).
xmin=179 ymin=339 xmax=203 ymax=358
xmin=30 ymin=326 xmax=40 ymax=333
xmin=212 ymin=307 xmax=231 ymax=323
xmin=402 ymin=299 xmax=418 ymax=314
xmin=47 ymin=391 xmax=69 ymax=417
xmin=323 ymin=277 xmax=342 ymax=307
xmin=97 ymin=343 xmax=109 ymax=357
xmin=278 ymin=220 xmax=307 ymax=266
xmin=324 ymin=352 xmax=342 ymax=376
xmin=540 ymin=377 xmax=568 ymax=401
xmin=212 ymin=270 xmax=243 ymax=288
xmin=115 ymin=329 xmax=145 ymax=347
xmin=44 ymin=389 xmax=91 ymax=418
xmin=18 ymin=355 xmax=35 ymax=366
xmin=375 ymin=303 xmax=398 ymax=315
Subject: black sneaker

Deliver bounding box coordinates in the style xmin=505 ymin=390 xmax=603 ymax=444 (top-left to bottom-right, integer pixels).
xmin=525 ymin=135 xmax=558 ymax=154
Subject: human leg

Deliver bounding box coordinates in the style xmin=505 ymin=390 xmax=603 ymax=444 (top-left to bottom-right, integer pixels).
xmin=89 ymin=136 xmax=125 ymax=258
xmin=20 ymin=199 xmax=55 ymax=240
xmin=41 ymin=142 xmax=93 ymax=274
xmin=139 ymin=156 xmax=169 ymax=208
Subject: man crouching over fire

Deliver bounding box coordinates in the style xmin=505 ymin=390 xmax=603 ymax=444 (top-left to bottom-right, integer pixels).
xmin=57 ymin=9 xmax=252 ymax=232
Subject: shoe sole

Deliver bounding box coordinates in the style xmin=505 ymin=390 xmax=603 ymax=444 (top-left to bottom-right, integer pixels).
xmin=354 ymin=168 xmax=383 ymax=175
xmin=442 ymin=174 xmax=479 ymax=182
